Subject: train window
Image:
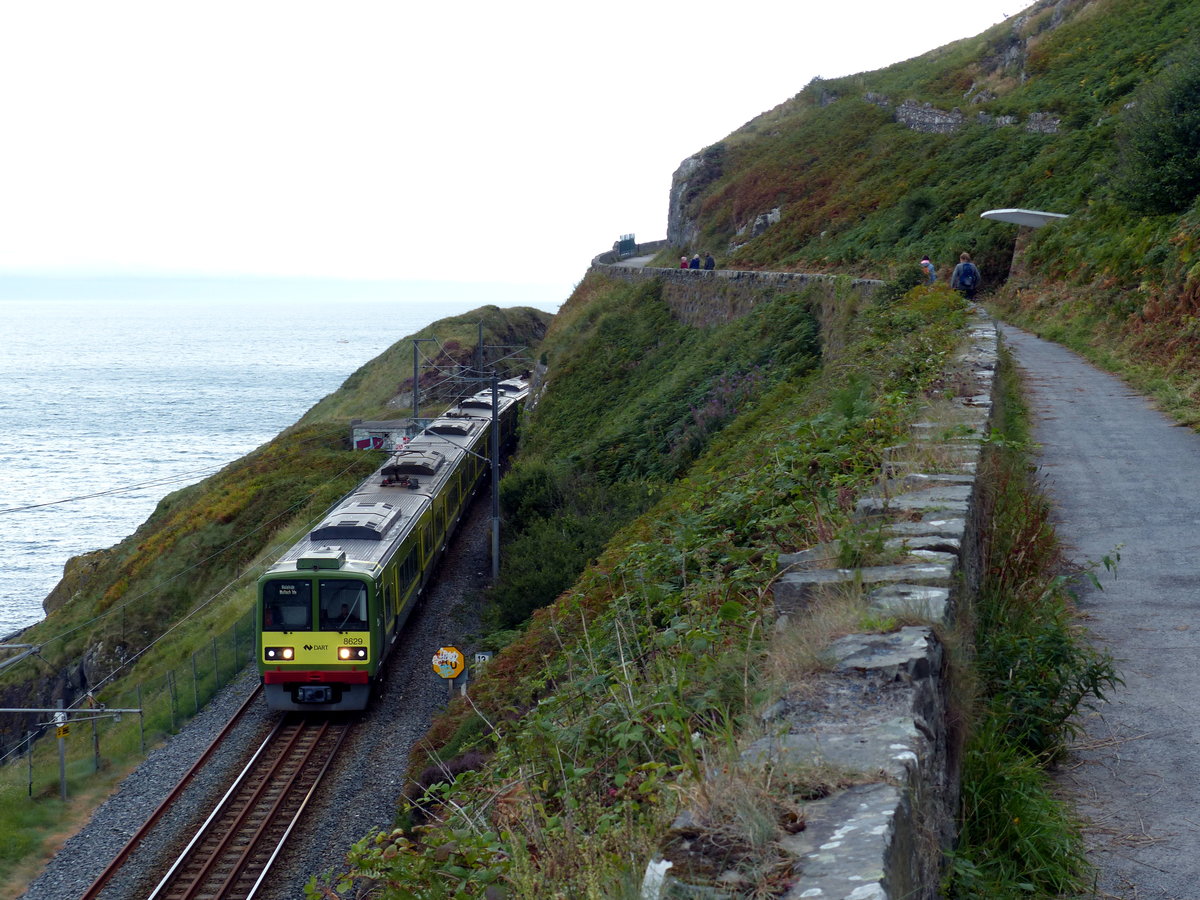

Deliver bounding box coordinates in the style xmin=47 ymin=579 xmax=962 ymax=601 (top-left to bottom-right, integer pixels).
xmin=399 ymin=549 xmax=418 ymax=589
xmin=263 ymin=580 xmax=312 ymax=631
xmin=319 ymin=580 xmax=369 ymax=631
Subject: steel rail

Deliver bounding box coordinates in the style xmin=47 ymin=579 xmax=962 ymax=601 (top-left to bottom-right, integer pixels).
xmin=244 ymin=722 xmax=351 ymax=899
xmin=144 ymin=715 xmax=292 ymax=899
xmin=160 ymin=719 xmax=319 ymax=899
xmin=80 ymin=683 xmax=264 ymax=900
xmin=147 ymin=715 xmax=351 ymax=900
xmin=188 ymin=719 xmax=332 ymax=899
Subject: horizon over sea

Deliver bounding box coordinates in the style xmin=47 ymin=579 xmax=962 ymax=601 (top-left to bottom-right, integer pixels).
xmin=0 ymin=278 xmax=563 ymax=635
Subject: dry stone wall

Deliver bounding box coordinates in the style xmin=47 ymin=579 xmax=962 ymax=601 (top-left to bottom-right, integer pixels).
xmin=655 ymin=313 xmax=998 ymax=899
xmin=595 ymin=255 xmax=999 ymax=898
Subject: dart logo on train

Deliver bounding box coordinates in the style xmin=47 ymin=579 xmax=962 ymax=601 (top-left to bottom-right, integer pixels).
xmin=255 ymin=377 xmax=528 ymax=711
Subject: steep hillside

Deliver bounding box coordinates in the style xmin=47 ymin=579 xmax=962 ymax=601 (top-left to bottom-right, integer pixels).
xmin=487 ymin=272 xmax=824 ymax=629
xmin=303 ymin=2 xmax=1198 ymax=895
xmin=668 ymin=0 xmax=1200 ymax=304
xmin=308 ymin=269 xmax=976 ymax=896
xmin=299 ymin=305 xmax=551 ymax=424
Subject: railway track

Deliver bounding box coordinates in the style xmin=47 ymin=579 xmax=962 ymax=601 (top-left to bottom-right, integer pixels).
xmin=145 ymin=713 xmax=352 ymax=900
xmin=81 ymin=685 xmax=266 ymax=900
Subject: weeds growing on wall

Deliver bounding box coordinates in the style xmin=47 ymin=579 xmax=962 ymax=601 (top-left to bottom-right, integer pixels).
xmin=944 ymin=346 xmax=1119 ymax=898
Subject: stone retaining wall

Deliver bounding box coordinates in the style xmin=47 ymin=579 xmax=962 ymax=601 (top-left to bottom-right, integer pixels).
xmin=634 ymin=295 xmax=1000 ymax=897
xmin=592 ymin=262 xmax=882 ymax=329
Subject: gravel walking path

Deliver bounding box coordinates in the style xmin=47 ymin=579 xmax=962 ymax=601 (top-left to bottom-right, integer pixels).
xmin=1003 ymin=324 xmax=1200 ymax=899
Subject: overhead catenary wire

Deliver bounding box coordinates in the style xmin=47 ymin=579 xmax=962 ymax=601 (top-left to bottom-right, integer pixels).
xmin=0 ymin=426 xmax=352 ymax=516
xmin=0 ymin=465 xmax=229 ymax=515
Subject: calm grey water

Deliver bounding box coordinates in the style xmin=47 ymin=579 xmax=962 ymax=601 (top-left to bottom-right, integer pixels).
xmin=0 ymin=285 xmax=559 ymax=634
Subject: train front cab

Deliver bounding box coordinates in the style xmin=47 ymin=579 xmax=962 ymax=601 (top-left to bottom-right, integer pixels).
xmin=258 ymin=558 xmax=376 ymax=711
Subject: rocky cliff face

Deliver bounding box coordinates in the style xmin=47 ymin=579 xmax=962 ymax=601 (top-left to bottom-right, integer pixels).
xmin=667 ymin=144 xmax=725 ymax=251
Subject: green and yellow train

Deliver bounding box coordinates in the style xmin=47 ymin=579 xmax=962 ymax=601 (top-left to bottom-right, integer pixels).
xmin=255 ymin=377 xmax=528 ymax=711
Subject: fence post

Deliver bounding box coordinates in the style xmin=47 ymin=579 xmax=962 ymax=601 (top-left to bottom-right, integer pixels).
xmin=212 ymin=637 xmax=220 ymax=684
xmin=137 ymin=684 xmax=145 ymax=754
xmin=57 ymin=699 xmax=67 ymax=802
xmin=168 ymin=672 xmax=177 ymax=732
xmin=192 ymin=652 xmax=200 ymax=713
xmin=92 ymin=713 xmax=100 ymax=773
xmin=26 ymin=731 xmax=32 ymax=798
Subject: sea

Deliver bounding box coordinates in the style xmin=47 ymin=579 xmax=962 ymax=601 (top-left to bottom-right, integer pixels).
xmin=0 ymin=278 xmax=562 ymax=636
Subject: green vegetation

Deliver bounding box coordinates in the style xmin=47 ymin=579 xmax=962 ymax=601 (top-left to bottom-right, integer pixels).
xmin=673 ymin=0 xmax=1200 ymax=302
xmin=1114 ymin=47 xmax=1200 ymax=215
xmin=487 ymin=273 xmax=823 ymax=629
xmin=945 ymin=349 xmax=1118 ymax=897
xmin=308 ymin=277 xmax=970 ymax=897
xmin=300 ymin=305 xmax=550 ymax=424
xmin=13 ymin=0 xmax=1200 ymax=892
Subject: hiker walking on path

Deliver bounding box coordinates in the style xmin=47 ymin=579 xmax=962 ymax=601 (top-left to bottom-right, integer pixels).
xmin=950 ymin=252 xmax=980 ymax=298
xmin=1002 ymin=323 xmax=1200 ymax=899
xmin=920 ymin=255 xmax=936 ymax=284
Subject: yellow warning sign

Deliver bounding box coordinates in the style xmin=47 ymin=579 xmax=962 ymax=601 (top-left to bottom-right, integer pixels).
xmin=432 ymin=646 xmax=465 ymax=679
xmin=56 ymin=725 xmax=70 ymax=738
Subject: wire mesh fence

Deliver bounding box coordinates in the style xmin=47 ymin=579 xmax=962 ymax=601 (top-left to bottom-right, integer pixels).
xmin=1 ymin=607 xmax=257 ymax=801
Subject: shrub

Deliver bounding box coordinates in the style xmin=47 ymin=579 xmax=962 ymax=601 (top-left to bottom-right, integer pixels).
xmin=1115 ymin=48 xmax=1200 ymax=215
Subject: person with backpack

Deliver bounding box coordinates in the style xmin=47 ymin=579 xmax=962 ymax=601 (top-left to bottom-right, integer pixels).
xmin=951 ymin=252 xmax=981 ymax=299
xmin=920 ymin=255 xmax=936 ymax=285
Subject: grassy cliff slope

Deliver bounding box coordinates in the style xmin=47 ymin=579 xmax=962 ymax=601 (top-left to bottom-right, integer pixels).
xmin=673 ymin=0 xmax=1200 ymax=310
xmin=308 ymin=0 xmax=1199 ymax=894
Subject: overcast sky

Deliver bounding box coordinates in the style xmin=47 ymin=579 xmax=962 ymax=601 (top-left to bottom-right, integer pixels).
xmin=0 ymin=0 xmax=1022 ymax=295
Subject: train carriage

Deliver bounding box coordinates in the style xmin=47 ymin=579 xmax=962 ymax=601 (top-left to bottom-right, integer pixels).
xmin=256 ymin=376 xmax=528 ymax=711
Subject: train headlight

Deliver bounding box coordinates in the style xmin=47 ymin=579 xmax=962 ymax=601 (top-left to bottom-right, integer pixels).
xmin=265 ymin=646 xmax=295 ymax=661
xmin=338 ymin=646 xmax=368 ymax=661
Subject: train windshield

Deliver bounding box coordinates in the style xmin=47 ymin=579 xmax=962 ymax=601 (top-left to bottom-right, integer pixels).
xmin=262 ymin=580 xmax=312 ymax=632
xmin=320 ymin=580 xmax=369 ymax=632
